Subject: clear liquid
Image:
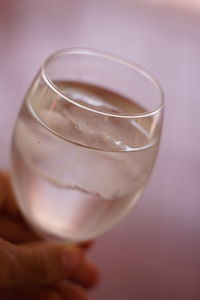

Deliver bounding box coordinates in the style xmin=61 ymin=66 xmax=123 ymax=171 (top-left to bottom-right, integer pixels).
xmin=11 ymin=81 xmax=158 ymax=242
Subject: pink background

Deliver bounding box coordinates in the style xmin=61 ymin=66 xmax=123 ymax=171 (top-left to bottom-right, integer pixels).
xmin=0 ymin=1 xmax=200 ymax=299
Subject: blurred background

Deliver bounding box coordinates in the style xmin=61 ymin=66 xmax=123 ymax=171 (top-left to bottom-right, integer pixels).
xmin=0 ymin=0 xmax=200 ymax=299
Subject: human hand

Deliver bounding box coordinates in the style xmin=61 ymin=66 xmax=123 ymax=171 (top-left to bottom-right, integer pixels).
xmin=0 ymin=172 xmax=98 ymax=299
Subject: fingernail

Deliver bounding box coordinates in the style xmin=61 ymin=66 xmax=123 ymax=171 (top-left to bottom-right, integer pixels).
xmin=61 ymin=245 xmax=83 ymax=273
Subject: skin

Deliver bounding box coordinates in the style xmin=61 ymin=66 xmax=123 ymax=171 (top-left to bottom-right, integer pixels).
xmin=0 ymin=172 xmax=99 ymax=299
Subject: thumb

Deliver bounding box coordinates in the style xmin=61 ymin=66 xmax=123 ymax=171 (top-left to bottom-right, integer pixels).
xmin=0 ymin=238 xmax=83 ymax=289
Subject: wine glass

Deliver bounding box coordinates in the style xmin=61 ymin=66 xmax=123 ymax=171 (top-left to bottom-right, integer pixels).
xmin=11 ymin=48 xmax=164 ymax=242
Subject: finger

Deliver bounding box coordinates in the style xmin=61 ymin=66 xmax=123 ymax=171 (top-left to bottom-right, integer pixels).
xmin=55 ymin=280 xmax=87 ymax=300
xmin=0 ymin=172 xmax=18 ymax=215
xmin=0 ymin=215 xmax=39 ymax=243
xmin=0 ymin=177 xmax=6 ymax=209
xmin=0 ymin=238 xmax=84 ymax=289
xmin=15 ymin=288 xmax=62 ymax=300
xmin=30 ymin=289 xmax=62 ymax=300
xmin=0 ymin=288 xmax=62 ymax=300
xmin=69 ymin=260 xmax=99 ymax=289
xmin=79 ymin=241 xmax=94 ymax=251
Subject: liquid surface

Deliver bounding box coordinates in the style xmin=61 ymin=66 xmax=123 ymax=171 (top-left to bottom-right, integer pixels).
xmin=11 ymin=81 xmax=158 ymax=241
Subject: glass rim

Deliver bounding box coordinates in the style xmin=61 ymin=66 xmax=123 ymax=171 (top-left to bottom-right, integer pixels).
xmin=41 ymin=47 xmax=164 ymax=119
